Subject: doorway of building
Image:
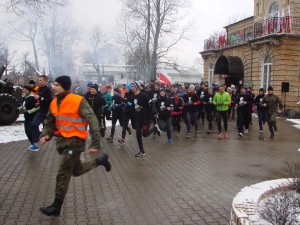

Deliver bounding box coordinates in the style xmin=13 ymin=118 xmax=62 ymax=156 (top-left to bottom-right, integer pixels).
xmin=214 ymin=55 xmax=244 ymax=90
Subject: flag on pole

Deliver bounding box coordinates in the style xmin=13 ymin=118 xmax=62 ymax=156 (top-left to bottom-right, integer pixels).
xmin=158 ymin=69 xmax=172 ymax=86
xmin=287 ymin=6 xmax=292 ymax=33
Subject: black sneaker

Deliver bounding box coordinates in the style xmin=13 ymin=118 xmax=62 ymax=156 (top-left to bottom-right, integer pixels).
xmin=100 ymin=128 xmax=106 ymax=137
xmin=274 ymin=125 xmax=277 ymax=132
xmin=135 ymin=152 xmax=146 ymax=157
xmin=95 ymin=154 xmax=111 ymax=172
xmin=207 ymin=130 xmax=210 ymax=134
xmin=107 ymin=136 xmax=113 ymax=143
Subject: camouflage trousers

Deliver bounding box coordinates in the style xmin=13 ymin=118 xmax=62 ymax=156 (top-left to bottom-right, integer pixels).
xmin=55 ymin=149 xmax=97 ymax=200
xmin=266 ymin=113 xmax=277 ymax=133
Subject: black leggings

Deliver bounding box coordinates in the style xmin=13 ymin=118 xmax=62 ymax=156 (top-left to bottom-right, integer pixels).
xmin=216 ymin=110 xmax=228 ymax=133
xmin=135 ymin=120 xmax=156 ymax=153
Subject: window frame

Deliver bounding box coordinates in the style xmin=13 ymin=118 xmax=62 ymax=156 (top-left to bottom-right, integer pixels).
xmin=261 ymin=55 xmax=272 ymax=90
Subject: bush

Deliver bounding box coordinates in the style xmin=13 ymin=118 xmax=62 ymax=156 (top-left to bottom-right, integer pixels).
xmin=258 ymin=186 xmax=299 ymax=225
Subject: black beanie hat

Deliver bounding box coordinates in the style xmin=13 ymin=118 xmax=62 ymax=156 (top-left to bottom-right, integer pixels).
xmin=90 ymin=84 xmax=98 ymax=91
xmin=113 ymin=88 xmax=120 ymax=93
xmin=55 ymin=75 xmax=71 ymax=91
xmin=28 ymin=80 xmax=35 ymax=85
xmin=267 ymin=86 xmax=273 ymax=91
xmin=23 ymin=85 xmax=32 ymax=91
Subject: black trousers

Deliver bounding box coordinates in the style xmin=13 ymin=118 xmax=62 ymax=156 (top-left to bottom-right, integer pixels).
xmin=135 ymin=119 xmax=156 ymax=153
xmin=216 ymin=110 xmax=228 ymax=133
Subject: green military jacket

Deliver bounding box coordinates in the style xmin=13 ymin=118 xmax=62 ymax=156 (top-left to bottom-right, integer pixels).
xmin=261 ymin=94 xmax=283 ymax=114
xmin=40 ymin=93 xmax=100 ymax=154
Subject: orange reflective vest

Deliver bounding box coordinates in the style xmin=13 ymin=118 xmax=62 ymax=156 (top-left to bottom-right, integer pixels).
xmin=32 ymin=85 xmax=39 ymax=94
xmin=50 ymin=94 xmax=88 ymax=140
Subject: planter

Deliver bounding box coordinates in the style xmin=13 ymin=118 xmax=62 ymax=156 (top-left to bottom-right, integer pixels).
xmin=230 ymin=178 xmax=294 ymax=225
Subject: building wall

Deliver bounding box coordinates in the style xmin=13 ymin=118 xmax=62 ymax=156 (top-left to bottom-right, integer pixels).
xmin=203 ymin=36 xmax=300 ymax=109
xmin=202 ymin=0 xmax=300 ymax=110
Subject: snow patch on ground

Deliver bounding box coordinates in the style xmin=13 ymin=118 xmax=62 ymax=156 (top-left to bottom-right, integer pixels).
xmin=0 ymin=116 xmax=299 ymax=144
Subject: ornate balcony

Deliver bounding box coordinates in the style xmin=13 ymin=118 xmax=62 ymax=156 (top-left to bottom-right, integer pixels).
xmin=203 ymin=16 xmax=300 ymax=51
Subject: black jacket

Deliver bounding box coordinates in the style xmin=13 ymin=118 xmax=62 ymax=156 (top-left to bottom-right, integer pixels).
xmin=85 ymin=92 xmax=106 ymax=118
xmin=37 ymin=85 xmax=53 ymax=113
xmin=156 ymin=95 xmax=171 ymax=120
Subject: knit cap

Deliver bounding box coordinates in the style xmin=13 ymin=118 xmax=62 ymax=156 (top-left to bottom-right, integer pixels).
xmin=55 ymin=75 xmax=71 ymax=91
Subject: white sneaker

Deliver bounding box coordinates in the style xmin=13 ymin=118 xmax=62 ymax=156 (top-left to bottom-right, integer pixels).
xmin=238 ymin=133 xmax=243 ymax=137
xmin=244 ymin=129 xmax=248 ymax=134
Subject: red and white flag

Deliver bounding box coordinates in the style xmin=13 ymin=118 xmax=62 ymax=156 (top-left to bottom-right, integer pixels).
xmin=158 ymin=70 xmax=172 ymax=86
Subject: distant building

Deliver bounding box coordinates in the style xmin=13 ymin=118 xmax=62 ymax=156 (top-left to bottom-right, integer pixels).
xmin=200 ymin=0 xmax=300 ymax=110
xmin=76 ymin=64 xmax=202 ymax=87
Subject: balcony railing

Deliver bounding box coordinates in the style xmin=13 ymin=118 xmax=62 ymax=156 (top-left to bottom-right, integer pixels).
xmin=203 ymin=16 xmax=300 ymax=51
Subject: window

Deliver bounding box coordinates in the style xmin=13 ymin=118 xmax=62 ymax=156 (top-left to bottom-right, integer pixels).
xmin=262 ymin=56 xmax=272 ymax=90
xmin=268 ymin=2 xmax=279 ymax=18
xmin=208 ymin=64 xmax=214 ymax=85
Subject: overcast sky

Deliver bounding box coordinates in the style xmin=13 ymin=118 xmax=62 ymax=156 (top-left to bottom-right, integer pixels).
xmin=0 ymin=0 xmax=254 ymax=68
xmin=69 ymin=0 xmax=254 ymax=67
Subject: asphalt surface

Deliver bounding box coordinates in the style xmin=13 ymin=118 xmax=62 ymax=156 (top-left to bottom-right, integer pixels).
xmin=0 ymin=116 xmax=299 ymax=225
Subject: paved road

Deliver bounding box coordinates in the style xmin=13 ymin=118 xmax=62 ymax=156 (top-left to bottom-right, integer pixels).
xmin=0 ymin=117 xmax=299 ymax=225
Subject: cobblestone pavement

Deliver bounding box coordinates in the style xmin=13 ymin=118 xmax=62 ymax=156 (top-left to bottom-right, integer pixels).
xmin=0 ymin=117 xmax=299 ymax=225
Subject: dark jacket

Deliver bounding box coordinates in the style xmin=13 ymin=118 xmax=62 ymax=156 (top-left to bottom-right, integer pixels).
xmin=37 ymin=85 xmax=53 ymax=113
xmin=85 ymin=92 xmax=106 ymax=118
xmin=133 ymin=91 xmax=151 ymax=122
xmin=203 ymin=93 xmax=215 ymax=112
xmin=185 ymin=92 xmax=201 ymax=113
xmin=254 ymin=94 xmax=265 ymax=111
xmin=236 ymin=93 xmax=252 ymax=112
xmin=22 ymin=93 xmax=38 ymax=121
xmin=156 ymin=95 xmax=171 ymax=120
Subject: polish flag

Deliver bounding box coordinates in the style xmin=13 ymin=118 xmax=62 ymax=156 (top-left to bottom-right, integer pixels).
xmin=159 ymin=71 xmax=172 ymax=86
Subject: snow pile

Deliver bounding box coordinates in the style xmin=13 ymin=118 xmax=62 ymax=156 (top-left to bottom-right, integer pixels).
xmin=0 ymin=114 xmax=112 ymax=144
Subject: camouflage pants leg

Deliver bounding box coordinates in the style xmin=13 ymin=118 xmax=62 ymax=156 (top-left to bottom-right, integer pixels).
xmin=55 ymin=150 xmax=97 ymax=200
xmin=267 ymin=113 xmax=276 ymax=134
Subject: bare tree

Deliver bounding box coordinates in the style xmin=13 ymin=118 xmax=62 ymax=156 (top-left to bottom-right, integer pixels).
xmin=117 ymin=0 xmax=192 ymax=82
xmin=0 ymin=43 xmax=16 ymax=77
xmin=39 ymin=6 xmax=79 ymax=77
xmin=2 ymin=0 xmax=67 ymax=14
xmin=83 ymin=26 xmax=119 ymax=84
xmin=7 ymin=7 xmax=40 ymax=71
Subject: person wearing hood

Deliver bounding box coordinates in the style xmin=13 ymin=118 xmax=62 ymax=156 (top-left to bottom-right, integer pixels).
xmin=18 ymin=86 xmax=39 ymax=146
xmin=156 ymin=89 xmax=173 ymax=144
xmin=184 ymin=84 xmax=201 ymax=139
xmin=85 ymin=84 xmax=107 ymax=137
xmin=38 ymin=75 xmax=111 ymax=217
xmin=261 ymin=86 xmax=283 ymax=138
